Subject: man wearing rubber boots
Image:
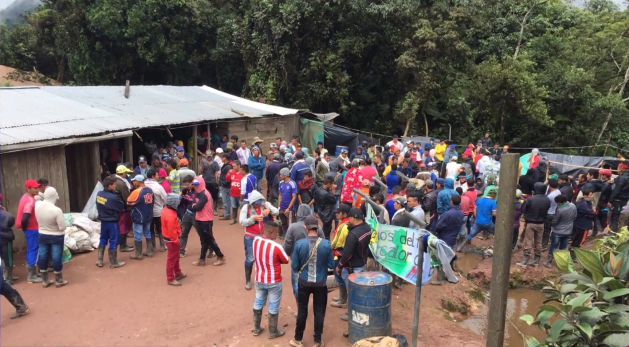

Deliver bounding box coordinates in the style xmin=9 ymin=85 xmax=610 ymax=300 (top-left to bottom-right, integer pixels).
xmin=95 ymin=177 xmax=126 ymax=269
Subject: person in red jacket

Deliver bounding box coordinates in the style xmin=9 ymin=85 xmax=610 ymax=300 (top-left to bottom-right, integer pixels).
xmin=162 ymin=193 xmax=186 ymax=286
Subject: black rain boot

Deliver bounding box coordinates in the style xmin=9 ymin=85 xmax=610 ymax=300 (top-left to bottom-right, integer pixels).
xmin=530 ymin=254 xmax=541 ymax=268
xmin=157 ymin=230 xmax=166 ymax=252
xmin=131 ymin=241 xmax=144 ymax=260
xmin=109 ymin=249 xmax=126 ymax=269
xmin=26 ymin=266 xmax=42 ymax=283
xmin=245 ymin=265 xmax=253 ymax=290
xmin=331 ymin=285 xmax=347 ymax=308
xmin=455 ymin=238 xmax=469 ymax=252
xmin=6 ymin=265 xmax=18 ymax=284
xmin=230 ymin=208 xmax=238 ymax=225
xmin=267 ymin=313 xmax=285 ymax=339
xmin=516 ymin=254 xmax=530 ymax=268
xmin=543 ymin=256 xmax=553 ymax=268
xmin=7 ymin=291 xmax=29 ymax=319
xmin=252 ymin=309 xmax=264 ymax=336
xmin=430 ymin=269 xmax=445 ymax=285
xmin=54 ymin=272 xmax=68 ymax=288
xmin=119 ymin=236 xmax=134 ymax=252
xmin=96 ymin=246 xmax=106 ymax=267
xmin=144 ymin=238 xmax=155 ymax=258
xmin=40 ymin=270 xmax=54 ymax=288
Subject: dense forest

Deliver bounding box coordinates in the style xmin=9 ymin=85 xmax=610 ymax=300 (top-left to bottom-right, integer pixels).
xmin=1 ymin=0 xmax=628 ymax=152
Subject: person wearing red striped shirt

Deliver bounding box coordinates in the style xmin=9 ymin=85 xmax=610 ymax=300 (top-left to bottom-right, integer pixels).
xmin=251 ymin=221 xmax=289 ymax=340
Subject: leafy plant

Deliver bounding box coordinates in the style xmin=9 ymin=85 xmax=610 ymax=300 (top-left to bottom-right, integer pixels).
xmin=521 ymin=227 xmax=629 ymax=346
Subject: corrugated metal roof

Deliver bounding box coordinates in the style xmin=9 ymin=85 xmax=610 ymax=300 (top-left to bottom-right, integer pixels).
xmin=0 ymin=85 xmax=302 ymax=146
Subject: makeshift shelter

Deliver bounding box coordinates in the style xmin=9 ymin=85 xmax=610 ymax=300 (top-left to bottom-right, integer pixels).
xmin=324 ymin=124 xmax=375 ymax=155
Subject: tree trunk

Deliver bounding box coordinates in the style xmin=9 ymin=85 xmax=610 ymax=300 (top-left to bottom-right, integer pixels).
xmin=593 ymin=64 xmax=629 ymax=152
xmin=403 ymin=116 xmax=412 ymax=137
xmin=55 ymin=56 xmax=65 ymax=84
xmin=215 ymin=62 xmax=224 ymax=91
xmin=422 ymin=106 xmax=429 ymax=137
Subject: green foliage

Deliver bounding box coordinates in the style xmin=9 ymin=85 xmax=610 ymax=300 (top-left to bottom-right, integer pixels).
xmin=523 ymin=228 xmax=629 ymax=346
xmin=1 ymin=0 xmax=628 ymax=150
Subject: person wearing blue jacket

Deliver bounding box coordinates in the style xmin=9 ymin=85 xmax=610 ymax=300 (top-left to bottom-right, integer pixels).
xmin=248 ymin=146 xmax=266 ymax=191
xmin=432 ymin=195 xmax=464 ymax=285
xmin=127 ymin=175 xmax=154 ymax=260
xmin=386 ymin=164 xmax=400 ymax=194
xmin=349 ymin=146 xmax=367 ymax=162
xmin=95 ymin=177 xmax=126 ymax=269
xmin=437 ymin=178 xmax=459 ymax=217
xmin=290 ymin=215 xmax=335 ymax=347
xmin=290 ymin=152 xmax=311 ymax=184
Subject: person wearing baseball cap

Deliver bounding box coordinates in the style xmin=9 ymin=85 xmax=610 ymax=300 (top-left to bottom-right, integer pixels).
xmin=134 ymin=156 xmax=149 ymax=176
xmin=390 ymin=196 xmax=410 ymax=227
xmin=610 ymin=162 xmax=629 ymax=231
xmin=336 ymin=207 xmax=371 ymax=325
xmin=112 ymin=164 xmax=135 ymax=252
xmin=126 ymin=174 xmax=156 ymax=259
xmin=329 ymin=203 xmax=351 ymax=308
xmin=15 ymin=180 xmax=43 ymax=283
xmin=290 ymin=214 xmax=335 ymax=347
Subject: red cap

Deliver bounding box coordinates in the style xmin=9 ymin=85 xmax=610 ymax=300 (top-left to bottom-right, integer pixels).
xmin=619 ymin=163 xmax=629 ymax=169
xmin=25 ymin=179 xmax=39 ymax=189
xmin=599 ymin=169 xmax=612 ymax=177
xmin=467 ymin=143 xmax=475 ymax=148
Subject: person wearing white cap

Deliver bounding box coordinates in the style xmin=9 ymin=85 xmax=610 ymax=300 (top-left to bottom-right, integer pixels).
xmin=127 ymin=175 xmax=155 ymax=260
xmin=214 ymin=148 xmax=224 ymax=168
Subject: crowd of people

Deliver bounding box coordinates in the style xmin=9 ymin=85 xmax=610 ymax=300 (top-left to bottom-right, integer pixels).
xmin=1 ymin=131 xmax=628 ymax=346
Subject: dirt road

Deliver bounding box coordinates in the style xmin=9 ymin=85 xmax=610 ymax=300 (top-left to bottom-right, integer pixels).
xmin=1 ymin=217 xmax=484 ymax=347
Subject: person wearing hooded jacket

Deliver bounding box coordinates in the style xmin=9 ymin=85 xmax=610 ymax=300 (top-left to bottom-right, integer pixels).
xmin=437 ymin=178 xmax=459 ymax=218
xmin=1 ymin=207 xmax=19 ymax=284
xmin=283 ymin=204 xmax=325 ymax=304
xmin=517 ymin=182 xmax=550 ymax=268
xmin=240 ymin=190 xmax=280 ymax=290
xmin=35 ymin=187 xmax=68 ymax=288
xmin=162 ymin=193 xmax=187 ymax=286
xmin=314 ymin=177 xmax=339 ymax=240
xmin=189 ymin=176 xmax=226 ymax=267
xmin=349 ymin=146 xmax=366 ymax=162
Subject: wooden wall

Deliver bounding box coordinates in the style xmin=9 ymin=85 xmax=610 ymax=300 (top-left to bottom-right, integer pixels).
xmin=0 ymin=146 xmax=70 ymax=251
xmin=65 ymin=142 xmax=101 ymax=213
xmin=216 ymin=114 xmax=301 ymax=148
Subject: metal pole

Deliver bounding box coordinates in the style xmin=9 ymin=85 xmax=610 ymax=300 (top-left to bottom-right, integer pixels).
xmin=448 ymin=124 xmax=451 ymax=140
xmin=352 ymin=188 xmax=386 ymax=224
xmin=396 ymin=171 xmax=410 ymax=182
xmin=485 ymin=153 xmax=519 ymax=347
xmin=372 ymin=176 xmax=388 ymax=190
xmin=412 ymin=235 xmax=424 ymax=347
xmin=401 ymin=210 xmax=427 ymax=228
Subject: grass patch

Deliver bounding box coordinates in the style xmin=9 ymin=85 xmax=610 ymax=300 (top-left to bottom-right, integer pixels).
xmin=467 ymin=287 xmax=486 ymax=302
xmin=441 ymin=298 xmax=469 ymax=315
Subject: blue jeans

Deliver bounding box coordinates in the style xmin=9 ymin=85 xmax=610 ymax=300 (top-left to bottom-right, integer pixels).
xmin=341 ymin=266 xmax=365 ymax=289
xmin=255 ymin=177 xmax=263 ymax=191
xmin=334 ymin=258 xmax=345 ymax=287
xmin=220 ymin=187 xmax=231 ymax=217
xmin=99 ymin=222 xmax=120 ymax=250
xmin=467 ymin=222 xmax=495 ymax=241
xmin=37 ymin=234 xmax=64 ymax=272
xmin=253 ymin=281 xmax=283 ymax=314
xmin=244 ymin=235 xmax=255 ymax=267
xmin=549 ymin=233 xmax=570 ymax=256
xmin=24 ymin=229 xmax=39 ymax=267
xmin=291 ymin=268 xmax=299 ymax=298
xmin=460 ymin=215 xmax=469 ymax=236
xmin=133 ymin=222 xmax=152 ymax=242
xmin=230 ymin=197 xmax=241 ymax=212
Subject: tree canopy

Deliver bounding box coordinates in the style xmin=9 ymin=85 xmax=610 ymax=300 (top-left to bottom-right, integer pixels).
xmin=2 ymin=0 xmax=628 ymax=153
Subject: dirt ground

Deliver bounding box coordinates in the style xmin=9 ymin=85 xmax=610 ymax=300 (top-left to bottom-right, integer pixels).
xmin=1 ymin=215 xmax=485 ymax=347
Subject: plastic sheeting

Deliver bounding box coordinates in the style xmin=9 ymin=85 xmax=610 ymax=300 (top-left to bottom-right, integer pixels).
xmin=82 ymin=182 xmax=104 ymax=220
xmin=324 ymin=125 xmax=375 ymax=155
xmin=299 ymin=118 xmax=324 ymax=154
xmin=519 ymin=152 xmax=619 ymax=176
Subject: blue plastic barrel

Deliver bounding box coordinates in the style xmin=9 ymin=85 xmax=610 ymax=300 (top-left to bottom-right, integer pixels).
xmin=335 ymin=145 xmax=349 ymax=157
xmin=347 ymin=271 xmax=392 ymax=344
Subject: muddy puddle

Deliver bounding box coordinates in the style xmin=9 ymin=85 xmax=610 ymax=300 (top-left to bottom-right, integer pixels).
xmin=460 ymin=288 xmax=548 ymax=346
xmin=456 ymin=251 xmax=484 ymax=275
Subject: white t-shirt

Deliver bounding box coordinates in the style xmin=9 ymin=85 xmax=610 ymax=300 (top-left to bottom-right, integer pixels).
xmin=446 ymin=162 xmax=462 ymax=179
xmin=387 ymin=140 xmax=404 ymax=152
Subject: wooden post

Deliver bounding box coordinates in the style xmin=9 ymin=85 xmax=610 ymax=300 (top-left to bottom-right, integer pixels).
xmin=412 ymin=236 xmax=424 ymax=347
xmin=192 ymin=125 xmax=198 ymax=170
xmin=124 ymin=137 xmax=133 ymax=163
xmin=485 ymin=153 xmax=519 ymax=347
xmin=124 ymin=80 xmax=130 ymax=99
